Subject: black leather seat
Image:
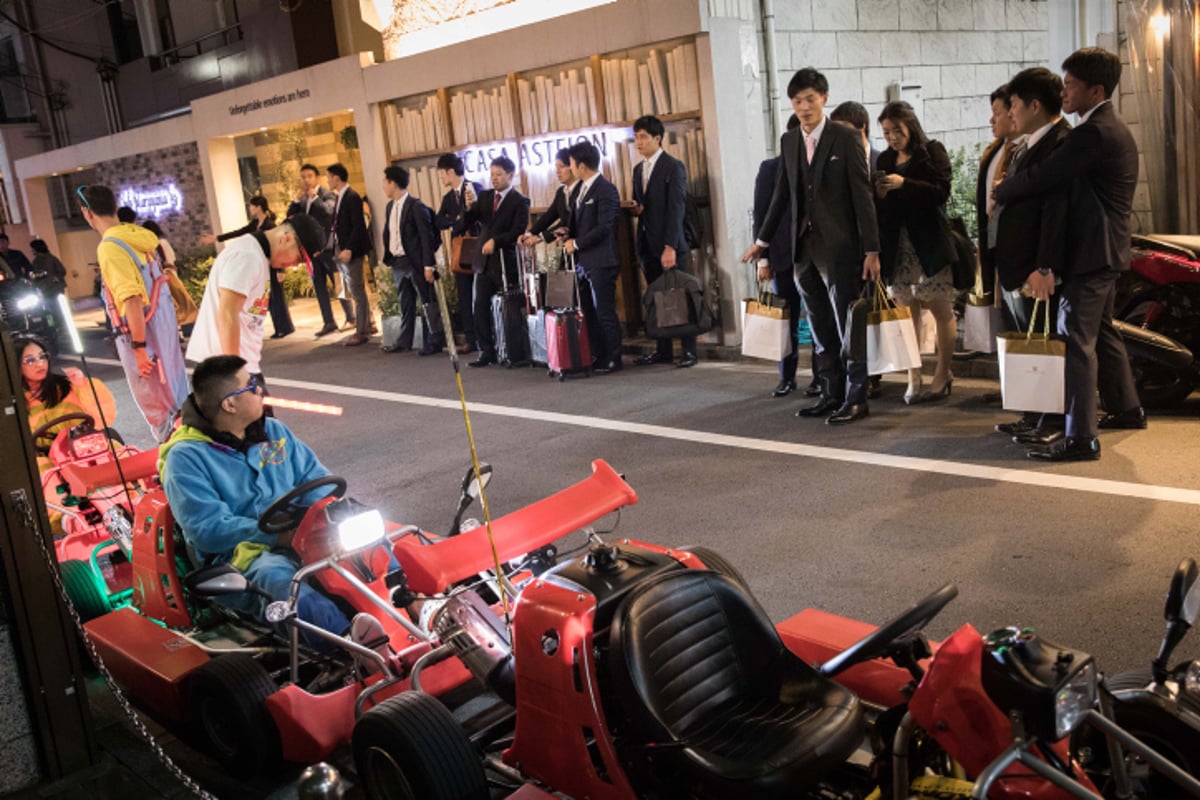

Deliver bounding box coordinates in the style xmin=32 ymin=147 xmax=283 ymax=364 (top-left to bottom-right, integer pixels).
xmin=608 ymin=570 xmax=865 ymax=798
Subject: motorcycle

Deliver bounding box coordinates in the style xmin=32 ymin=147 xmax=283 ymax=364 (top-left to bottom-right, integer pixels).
xmin=1114 ymin=233 xmax=1200 ymax=407
xmin=0 ymin=272 xmax=58 ymax=348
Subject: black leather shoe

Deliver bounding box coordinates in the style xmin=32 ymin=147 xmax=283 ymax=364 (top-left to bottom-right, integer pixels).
xmin=634 ymin=352 xmax=670 ymax=366
xmin=418 ymin=343 xmax=443 ymax=356
xmin=827 ymin=402 xmax=869 ymax=425
xmin=804 ymin=381 xmax=822 ymax=397
xmin=594 ymin=360 xmax=623 ymax=375
xmin=270 ymin=331 xmax=293 ymax=340
xmin=772 ymin=380 xmax=797 ymax=398
xmin=867 ymin=376 xmax=883 ymax=400
xmin=314 ymin=323 xmax=338 ymax=337
xmin=469 ymin=355 xmax=497 ymax=368
xmin=1027 ymin=436 xmax=1101 ymax=462
xmin=1098 ymin=406 xmax=1147 ymax=430
xmin=797 ymin=396 xmax=841 ymax=417
xmin=1013 ymin=428 xmax=1064 ymax=446
xmin=995 ymin=417 xmax=1038 ymax=436
xmin=380 ymin=344 xmax=410 ymax=354
xmin=676 ymin=352 xmax=698 ymax=368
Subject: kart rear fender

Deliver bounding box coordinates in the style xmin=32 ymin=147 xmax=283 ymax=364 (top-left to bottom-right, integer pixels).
xmin=394 ymin=459 xmax=638 ymax=595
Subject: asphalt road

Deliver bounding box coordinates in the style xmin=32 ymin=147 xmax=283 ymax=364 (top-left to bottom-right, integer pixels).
xmin=69 ymin=301 xmax=1200 ymax=680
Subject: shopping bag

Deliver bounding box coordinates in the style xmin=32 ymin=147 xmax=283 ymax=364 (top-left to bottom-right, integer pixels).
xmin=655 ymin=284 xmax=692 ymax=328
xmin=741 ymin=286 xmax=791 ymax=361
xmin=546 ymin=269 xmax=578 ymax=309
xmin=841 ymin=283 xmax=871 ymax=362
xmin=997 ymin=299 xmax=1065 ymax=414
xmin=450 ymin=235 xmax=480 ymax=274
xmin=865 ymin=282 xmax=921 ymax=374
xmin=644 ymin=269 xmax=713 ymax=339
xmin=963 ymin=294 xmax=1002 ymax=353
xmin=916 ymin=307 xmax=937 ymax=354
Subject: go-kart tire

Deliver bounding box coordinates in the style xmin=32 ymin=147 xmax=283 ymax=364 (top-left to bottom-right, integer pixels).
xmin=60 ymin=559 xmax=111 ymax=621
xmin=682 ymin=545 xmax=749 ymax=588
xmin=186 ymin=653 xmax=281 ymax=778
xmin=352 ymin=691 xmax=488 ymax=800
xmin=1075 ymin=668 xmax=1200 ymax=799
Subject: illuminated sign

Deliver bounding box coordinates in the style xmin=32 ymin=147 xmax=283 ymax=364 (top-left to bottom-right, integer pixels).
xmin=118 ymin=182 xmax=183 ymax=220
xmin=459 ymin=125 xmax=632 ymax=182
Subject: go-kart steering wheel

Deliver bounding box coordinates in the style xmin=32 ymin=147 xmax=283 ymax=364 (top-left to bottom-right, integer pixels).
xmin=30 ymin=412 xmax=95 ymax=455
xmin=819 ymin=584 xmax=958 ymax=677
xmin=258 ymin=475 xmax=348 ymax=534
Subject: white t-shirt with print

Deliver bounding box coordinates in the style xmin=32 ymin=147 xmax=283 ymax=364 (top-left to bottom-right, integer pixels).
xmin=186 ymin=234 xmax=271 ymax=374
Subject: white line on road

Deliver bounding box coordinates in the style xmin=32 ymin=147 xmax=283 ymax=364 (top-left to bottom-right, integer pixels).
xmin=77 ymin=355 xmax=1200 ymax=506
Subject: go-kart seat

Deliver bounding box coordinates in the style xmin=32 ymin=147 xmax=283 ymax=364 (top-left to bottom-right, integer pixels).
xmin=608 ymin=570 xmax=865 ymax=799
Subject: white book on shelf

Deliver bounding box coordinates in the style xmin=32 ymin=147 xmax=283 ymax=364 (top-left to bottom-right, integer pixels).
xmin=472 ymin=90 xmax=487 ymax=142
xmin=517 ymin=79 xmax=533 ymax=132
xmin=666 ymin=49 xmax=680 ymax=114
xmin=463 ymin=93 xmax=477 ymax=144
xmin=574 ymin=84 xmax=589 ymax=130
xmin=534 ymin=76 xmax=549 ymax=134
xmin=600 ymin=60 xmax=614 ymax=123
xmin=681 ymin=42 xmax=699 ymax=111
xmin=493 ymin=91 xmax=506 ymax=138
xmin=566 ymin=69 xmax=580 ymax=128
xmin=584 ymin=66 xmax=598 ymax=125
xmin=622 ymin=59 xmax=640 ymax=120
xmin=500 ymin=84 xmax=515 ymax=137
xmin=638 ymin=64 xmax=654 ymax=117
xmin=606 ymin=59 xmax=624 ymax=123
xmin=449 ymin=97 xmax=462 ymax=146
xmin=647 ymin=49 xmax=671 ymax=115
xmin=385 ymin=105 xmax=399 ymax=155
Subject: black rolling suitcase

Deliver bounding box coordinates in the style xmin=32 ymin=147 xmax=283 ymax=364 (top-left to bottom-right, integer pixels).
xmin=491 ymin=251 xmax=531 ymax=367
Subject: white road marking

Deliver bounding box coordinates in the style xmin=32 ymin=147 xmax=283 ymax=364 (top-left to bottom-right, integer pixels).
xmin=76 ymin=355 xmax=1200 ymax=506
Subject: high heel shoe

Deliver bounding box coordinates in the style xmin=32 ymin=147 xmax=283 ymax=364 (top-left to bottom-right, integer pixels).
xmin=918 ymin=376 xmax=954 ymax=403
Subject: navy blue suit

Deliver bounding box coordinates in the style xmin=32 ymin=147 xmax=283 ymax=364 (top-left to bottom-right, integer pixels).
xmin=461 ymin=187 xmax=531 ymax=359
xmin=287 ymin=187 xmax=345 ymax=328
xmin=753 ymin=156 xmax=800 ymax=383
xmin=633 ymin=150 xmax=695 ymax=358
xmin=436 ymin=180 xmax=484 ymax=349
xmin=569 ymin=175 xmax=622 ymax=363
xmin=382 ymin=194 xmax=444 ymax=349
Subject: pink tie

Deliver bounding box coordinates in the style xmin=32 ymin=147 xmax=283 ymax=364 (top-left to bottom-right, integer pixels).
xmin=805 ymin=134 xmax=817 ymax=165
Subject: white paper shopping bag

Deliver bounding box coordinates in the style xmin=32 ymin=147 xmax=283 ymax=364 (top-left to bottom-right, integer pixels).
xmin=963 ymin=296 xmax=1003 ymax=353
xmin=866 ymin=306 xmax=922 ymax=374
xmin=997 ymin=300 xmax=1065 ymax=413
xmin=741 ymin=299 xmax=791 ymax=361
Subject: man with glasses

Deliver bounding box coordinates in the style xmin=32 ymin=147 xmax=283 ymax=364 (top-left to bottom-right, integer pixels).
xmin=185 ymin=210 xmax=326 ymax=390
xmin=158 ymin=355 xmax=368 ymax=641
xmin=79 ymin=184 xmax=189 ymax=442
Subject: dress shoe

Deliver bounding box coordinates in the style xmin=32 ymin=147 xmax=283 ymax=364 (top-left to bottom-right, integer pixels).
xmin=906 ymin=377 xmax=953 ymax=405
xmin=456 ymin=342 xmax=478 ymax=355
xmin=772 ymin=380 xmax=797 ymax=398
xmin=827 ymin=402 xmax=870 ymax=425
xmin=634 ymin=352 xmax=670 ymax=366
xmin=270 ymin=331 xmax=293 ymax=340
xmin=418 ymin=343 xmax=443 ymax=356
xmin=343 ymin=333 xmax=369 ymax=347
xmin=594 ymin=360 xmax=623 ymax=375
xmin=314 ymin=323 xmax=338 ymax=337
xmin=1012 ymin=428 xmax=1064 ymax=446
xmin=804 ymin=381 xmax=822 ymax=397
xmin=676 ymin=352 xmax=698 ymax=369
xmin=867 ymin=376 xmax=883 ymax=400
xmin=797 ymin=396 xmax=842 ymax=417
xmin=1027 ymin=436 xmax=1101 ymax=462
xmin=1098 ymin=406 xmax=1147 ymax=430
xmin=380 ymin=343 xmax=410 ymax=354
xmin=995 ymin=417 xmax=1038 ymax=436
xmin=340 ymin=320 xmax=356 ymax=332
xmin=469 ymin=354 xmax=497 ymax=367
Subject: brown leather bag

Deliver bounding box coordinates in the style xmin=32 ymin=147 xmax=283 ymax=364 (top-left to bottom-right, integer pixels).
xmin=450 ymin=235 xmax=480 ymax=275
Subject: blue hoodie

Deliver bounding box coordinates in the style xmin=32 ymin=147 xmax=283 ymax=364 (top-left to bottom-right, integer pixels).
xmin=160 ymin=396 xmax=329 ymax=564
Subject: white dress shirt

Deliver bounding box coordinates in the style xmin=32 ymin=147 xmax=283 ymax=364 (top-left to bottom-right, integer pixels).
xmin=388 ymin=192 xmax=407 ymax=258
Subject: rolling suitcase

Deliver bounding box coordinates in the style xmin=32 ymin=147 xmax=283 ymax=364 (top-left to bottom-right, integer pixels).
xmin=520 ymin=243 xmax=548 ymax=366
xmin=491 ymin=251 xmax=531 ymax=367
xmin=546 ymin=255 xmax=592 ymax=380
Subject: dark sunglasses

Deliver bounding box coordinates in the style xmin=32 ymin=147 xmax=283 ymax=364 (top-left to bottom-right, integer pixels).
xmin=222 ymin=374 xmax=262 ymax=402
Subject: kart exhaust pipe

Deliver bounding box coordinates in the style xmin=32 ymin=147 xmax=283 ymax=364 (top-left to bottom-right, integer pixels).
xmin=433 ymin=590 xmax=516 ymax=704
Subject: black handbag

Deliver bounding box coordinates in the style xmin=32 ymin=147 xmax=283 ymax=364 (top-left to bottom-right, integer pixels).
xmin=644 ymin=269 xmax=713 ymax=339
xmin=941 ymin=213 xmax=977 ymax=291
xmin=841 ymin=281 xmax=873 ymax=362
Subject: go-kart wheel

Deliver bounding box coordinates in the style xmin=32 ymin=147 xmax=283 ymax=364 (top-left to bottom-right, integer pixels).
xmin=186 ymin=653 xmax=281 ymax=778
xmin=31 ymin=412 xmax=95 ymax=455
xmin=682 ymin=545 xmax=749 ymax=588
xmin=819 ymin=584 xmax=958 ymax=677
xmin=60 ymin=559 xmax=111 ymax=621
xmin=257 ymin=475 xmax=347 ymax=534
xmin=352 ymin=691 xmax=488 ymax=800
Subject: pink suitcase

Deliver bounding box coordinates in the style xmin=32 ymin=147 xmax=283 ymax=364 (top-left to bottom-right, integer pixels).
xmin=546 ymin=307 xmax=592 ymax=380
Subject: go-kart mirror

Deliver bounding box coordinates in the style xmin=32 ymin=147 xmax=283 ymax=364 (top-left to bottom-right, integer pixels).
xmin=185 ymin=564 xmax=250 ymax=598
xmin=450 ymin=464 xmax=492 ymax=537
xmin=1154 ymin=557 xmax=1199 ymax=683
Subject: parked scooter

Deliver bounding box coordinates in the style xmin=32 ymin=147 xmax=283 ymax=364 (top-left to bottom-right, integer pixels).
xmin=1114 ymin=234 xmax=1200 ymax=407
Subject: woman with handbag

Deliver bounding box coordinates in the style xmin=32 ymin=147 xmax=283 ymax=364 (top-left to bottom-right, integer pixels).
xmin=874 ymin=102 xmax=959 ymax=404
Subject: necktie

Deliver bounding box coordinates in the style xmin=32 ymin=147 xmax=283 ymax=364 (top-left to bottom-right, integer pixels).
xmin=391 ymin=199 xmax=403 ymax=256
xmin=493 ymin=192 xmax=502 ymax=213
xmin=805 ymin=134 xmax=817 ymax=165
xmin=987 ymin=141 xmax=1019 ymax=217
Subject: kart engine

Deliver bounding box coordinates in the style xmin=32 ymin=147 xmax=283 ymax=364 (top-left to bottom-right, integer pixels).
xmin=432 ymin=589 xmax=515 ymax=702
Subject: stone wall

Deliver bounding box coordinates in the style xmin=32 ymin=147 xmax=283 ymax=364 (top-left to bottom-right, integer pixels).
xmin=94 ymin=142 xmax=210 ymax=256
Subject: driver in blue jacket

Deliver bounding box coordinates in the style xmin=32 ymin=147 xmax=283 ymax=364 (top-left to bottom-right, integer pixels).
xmin=159 ymin=355 xmax=354 ymax=639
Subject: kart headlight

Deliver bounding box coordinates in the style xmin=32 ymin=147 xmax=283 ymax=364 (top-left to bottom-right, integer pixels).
xmin=337 ymin=509 xmax=385 ymax=552
xmin=1054 ymin=660 xmax=1097 ymax=739
xmin=16 ymin=293 xmax=40 ymax=311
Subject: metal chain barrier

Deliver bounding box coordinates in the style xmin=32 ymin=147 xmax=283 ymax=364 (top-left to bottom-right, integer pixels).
xmin=9 ymin=488 xmax=217 ymax=800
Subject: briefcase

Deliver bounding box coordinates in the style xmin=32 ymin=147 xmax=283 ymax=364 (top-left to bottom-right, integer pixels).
xmin=451 ymin=235 xmax=480 ymax=275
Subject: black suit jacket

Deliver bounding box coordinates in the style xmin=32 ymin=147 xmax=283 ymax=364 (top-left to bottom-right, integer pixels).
xmin=975 ymin=137 xmax=1008 ymax=292
xmin=287 ymin=188 xmax=334 ymax=233
xmin=568 ymin=176 xmax=620 ymax=272
xmin=994 ymin=102 xmax=1138 ymax=278
xmin=753 ymin=157 xmax=792 ymax=273
xmin=758 ymin=118 xmax=880 ymax=276
xmin=381 ymin=195 xmax=437 ymax=271
xmin=529 ymin=183 xmax=574 ymax=241
xmin=993 ymin=119 xmax=1072 ymax=291
xmin=330 ymin=186 xmax=370 ymax=258
xmin=437 ymin=180 xmax=484 ymax=235
xmin=632 ymin=151 xmax=689 ymax=258
xmin=461 ymin=188 xmax=531 ymax=275
xmin=875 ymin=140 xmax=956 ymax=283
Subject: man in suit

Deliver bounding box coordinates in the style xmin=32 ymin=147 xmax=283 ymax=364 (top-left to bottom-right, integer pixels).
xmin=522 ymin=148 xmax=576 ymax=247
xmin=380 ymin=166 xmax=445 ymax=357
xmin=325 ymin=163 xmax=373 ymax=346
xmin=743 ymin=68 xmax=881 ymax=424
xmin=631 ymin=115 xmax=697 ymax=368
xmin=287 ymin=164 xmax=343 ymax=337
xmin=995 ymin=47 xmax=1144 ymax=462
xmin=753 ymin=114 xmax=802 ymax=397
xmin=564 ymin=141 xmax=622 ymax=373
xmin=459 ymin=155 xmax=530 ymax=367
xmin=977 ymin=85 xmax=1019 ymax=308
xmin=991 ymin=68 xmax=1071 ymax=443
xmin=435 ymin=153 xmax=483 ymax=354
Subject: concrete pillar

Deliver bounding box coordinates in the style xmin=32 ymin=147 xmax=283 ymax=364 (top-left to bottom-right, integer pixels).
xmin=20 ymin=176 xmax=54 ymax=245
xmin=132 ymin=0 xmax=162 ymax=56
xmin=197 ymin=135 xmax=245 ymax=242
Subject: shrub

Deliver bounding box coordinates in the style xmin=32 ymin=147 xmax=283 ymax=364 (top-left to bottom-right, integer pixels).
xmin=946 ymin=142 xmax=984 ymax=241
xmin=280 ymin=266 xmax=314 ymax=302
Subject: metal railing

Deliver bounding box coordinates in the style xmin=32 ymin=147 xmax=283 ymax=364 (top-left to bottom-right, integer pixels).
xmin=149 ymin=23 xmax=243 ymax=72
